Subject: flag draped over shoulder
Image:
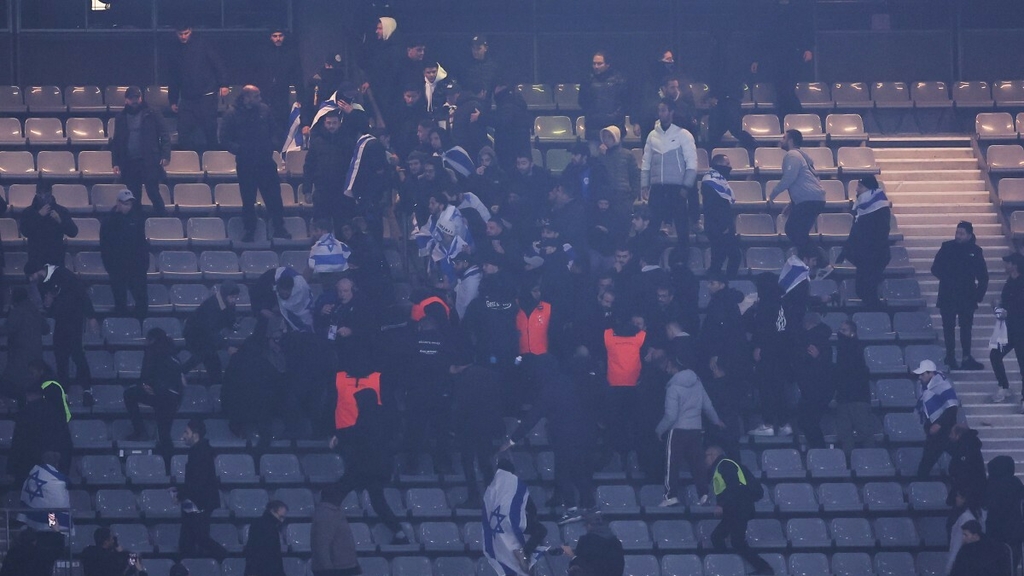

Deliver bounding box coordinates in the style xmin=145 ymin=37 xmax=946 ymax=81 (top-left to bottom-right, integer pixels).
xmin=442 ymin=146 xmax=475 ymax=178
xmin=917 ymin=373 xmax=959 ymax=425
xmin=311 ymin=92 xmax=366 ymax=130
xmin=18 ymin=464 xmax=73 ymax=534
xmin=779 ymin=255 xmax=810 ymax=295
xmin=482 ymin=469 xmax=541 ymax=576
xmin=281 ymin=102 xmax=304 ymax=154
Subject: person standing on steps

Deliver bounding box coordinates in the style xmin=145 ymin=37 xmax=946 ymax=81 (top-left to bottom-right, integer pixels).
xmin=913 ymin=359 xmax=961 ymax=477
xmin=931 ymin=221 xmax=988 ymax=371
xmin=991 ymin=252 xmax=1024 ymax=406
xmin=705 ymin=445 xmax=774 ymax=575
xmin=767 ymin=130 xmax=826 ymax=256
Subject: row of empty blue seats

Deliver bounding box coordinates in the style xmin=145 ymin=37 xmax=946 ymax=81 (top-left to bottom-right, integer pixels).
xmin=0 ymin=150 xmax=292 ymax=181
xmin=0 ymin=85 xmax=297 ymax=115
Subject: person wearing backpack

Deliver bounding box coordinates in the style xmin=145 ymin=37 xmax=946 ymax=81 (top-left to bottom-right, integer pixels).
xmin=705 ymin=445 xmax=774 ymax=575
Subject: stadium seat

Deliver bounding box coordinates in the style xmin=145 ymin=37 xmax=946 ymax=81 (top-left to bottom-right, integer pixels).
xmin=392 ymin=557 xmax=431 ymax=576
xmin=144 ymin=85 xmax=169 ymax=110
xmin=826 ymin=113 xmax=868 ymax=143
xmin=407 ymin=487 xmax=450 ymax=517
xmin=164 ymin=151 xmax=203 ymax=180
xmin=864 ymin=482 xmax=907 ymax=512
xmin=874 ymin=379 xmax=917 ymax=409
xmin=881 ymin=278 xmax=925 ymax=307
xmin=787 ymin=518 xmax=831 ymax=549
xmin=999 ymin=178 xmax=1024 ymax=211
xmin=954 ymin=81 xmax=994 ymax=109
xmin=102 ymin=317 xmax=144 ymax=346
xmin=52 ymin=184 xmax=91 ymax=212
xmin=126 ymin=454 xmax=170 ymax=486
xmin=96 ymin=489 xmax=139 ymax=519
xmin=0 ymin=118 xmax=25 ymax=147
xmin=115 ymin=350 xmax=144 ymax=379
xmin=274 ymin=216 xmax=309 ymax=248
xmin=285 ymin=149 xmax=305 ymax=178
xmin=875 ymin=517 xmax=919 ymax=547
xmin=819 ymin=179 xmax=849 ymax=211
xmin=789 ymin=553 xmax=830 ymax=576
xmin=803 ymin=147 xmax=838 ymax=177
xmin=830 ymin=517 xmax=874 ymax=548
xmin=0 ymin=218 xmax=22 ymax=248
xmin=171 ymin=284 xmax=210 ymax=312
xmin=300 ymin=453 xmax=343 ymax=484
xmin=240 ymin=250 xmax=279 ymax=279
xmin=0 ymin=151 xmax=39 ymax=180
xmin=896 ymin=447 xmax=933 ymax=477
xmin=831 ymin=82 xmax=872 ymax=109
xmin=260 ymin=454 xmax=303 ymax=484
xmin=202 ymin=151 xmax=237 ymax=179
xmin=79 ymin=454 xmax=125 ymax=483
xmin=987 ymin=144 xmax=1024 ymax=174
xmin=703 ymin=553 xmax=746 ymax=576
xmin=518 ymin=84 xmax=556 ymax=111
xmin=752 ymin=83 xmax=776 ymax=110
xmin=916 ymin=551 xmax=947 ymax=576
xmin=67 ymin=117 xmax=107 ymax=146
xmin=112 ymin=523 xmax=153 ymax=553
xmin=784 ymin=113 xmax=826 ymax=142
xmin=545 ymin=148 xmax=572 ymax=175
xmin=651 ymin=520 xmax=697 ymax=552
xmin=832 ymin=552 xmax=873 ymax=576
xmin=187 ymin=217 xmax=230 ymax=249
xmin=25 ymin=117 xmax=67 ymax=146
xmin=851 ymin=311 xmax=894 ymax=342
xmin=158 ymin=251 xmax=201 ymax=281
xmin=173 ymin=183 xmax=215 ymax=213
xmin=730 ymin=181 xmax=766 ymax=211
xmin=818 ymin=482 xmax=863 ymax=512
xmin=228 ymin=488 xmax=269 ymax=518
xmin=762 ymin=448 xmax=805 ymax=479
xmin=433 ymin=557 xmax=474 ymax=575
xmin=25 ymin=85 xmax=66 ymax=113
xmin=908 ymin=482 xmax=948 ymax=511
xmin=904 ymin=344 xmax=948 ymax=371
xmin=995 ymin=79 xmax=1024 ymax=108
xmin=214 ymin=182 xmax=243 ymax=211
xmin=595 ymin=485 xmax=640 ymax=514
xmin=774 ymin=483 xmax=818 ymax=513
xmin=66 ymin=217 xmax=100 ymax=248
xmin=753 ymin=147 xmax=785 ymax=178
xmin=145 ymin=218 xmax=187 ymax=248
xmin=216 ymin=454 xmax=259 ymax=484
xmin=837 ymin=147 xmax=879 ymax=176
xmin=534 ymin=116 xmax=576 ymax=144
xmin=736 ymin=213 xmax=777 ymax=243
xmin=794 ymin=82 xmax=832 ymax=110
xmin=884 ymin=412 xmax=927 ymax=443
xmin=711 ymin=147 xmax=753 ymax=177
xmin=199 ymin=251 xmax=243 ymax=280
xmin=816 ymin=213 xmax=852 ymax=241
xmin=872 ymin=81 xmax=912 ymax=108
xmin=661 ymin=555 xmax=702 ymax=576
xmin=79 ymin=151 xmax=116 ymax=180
xmin=977 ymin=112 xmax=1017 ymax=141
xmin=139 ymin=489 xmax=180 ymax=520
xmin=609 ymin=520 xmax=653 ymax=551
xmin=554 ymin=83 xmax=580 ymax=112
xmin=0 ymin=86 xmax=26 ymax=113
xmin=419 ymin=521 xmax=464 ymax=551
xmin=917 ymin=516 xmax=950 ymax=547
xmin=807 ymin=448 xmax=850 ymax=479
xmin=272 ymin=488 xmax=314 ymax=519
xmin=912 ymin=81 xmax=952 ymax=108
xmin=742 ymin=114 xmax=782 ymax=144
xmin=622 ymin=555 xmax=660 ymax=576
xmin=745 ymin=246 xmax=785 ymax=273
xmin=228 ymin=216 xmax=270 ymax=247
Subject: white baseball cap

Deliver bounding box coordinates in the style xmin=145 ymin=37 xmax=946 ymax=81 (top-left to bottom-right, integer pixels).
xmin=912 ymin=359 xmax=938 ymax=375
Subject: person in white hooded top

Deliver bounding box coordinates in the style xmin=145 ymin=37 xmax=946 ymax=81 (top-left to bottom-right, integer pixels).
xmin=654 ymin=355 xmax=724 ymax=507
xmin=641 ymin=99 xmax=698 ymax=248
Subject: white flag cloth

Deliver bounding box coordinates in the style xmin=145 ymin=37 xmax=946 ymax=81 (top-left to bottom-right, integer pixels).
xmin=281 ymin=102 xmax=304 ymax=154
xmin=311 ymin=91 xmax=365 ymax=129
xmin=18 ymin=463 xmax=73 ymax=534
xmin=482 ymin=469 xmax=542 ymax=576
xmin=779 ymin=255 xmax=810 ymax=295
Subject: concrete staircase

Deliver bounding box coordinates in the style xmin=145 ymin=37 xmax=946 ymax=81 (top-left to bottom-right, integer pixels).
xmin=875 ymin=146 xmax=1024 ymax=466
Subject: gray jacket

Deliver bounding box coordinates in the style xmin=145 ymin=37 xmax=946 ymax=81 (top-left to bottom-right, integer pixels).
xmin=770 ymin=149 xmax=825 ymax=204
xmin=654 ymin=369 xmax=723 ymax=436
xmin=310 ymin=501 xmax=359 ymax=574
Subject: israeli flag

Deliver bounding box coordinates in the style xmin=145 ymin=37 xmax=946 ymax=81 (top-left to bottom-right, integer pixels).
xmin=18 ymin=464 xmax=73 ymax=534
xmin=779 ymin=254 xmax=810 ymax=295
xmin=308 ymin=233 xmax=352 ymax=273
xmin=282 ymin=102 xmax=304 ymax=154
xmin=442 ymin=146 xmax=475 ymax=178
xmin=311 ymin=91 xmax=340 ymax=129
xmin=482 ymin=469 xmax=542 ymax=576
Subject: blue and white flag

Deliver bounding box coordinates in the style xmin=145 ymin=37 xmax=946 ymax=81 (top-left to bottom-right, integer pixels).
xmin=779 ymin=255 xmax=810 ymax=295
xmin=917 ymin=373 xmax=959 ymax=425
xmin=281 ymin=102 xmax=304 ymax=154
xmin=18 ymin=464 xmax=73 ymax=534
xmin=482 ymin=469 xmax=542 ymax=576
xmin=311 ymin=91 xmax=366 ymax=129
xmin=344 ymin=133 xmax=376 ymax=197
xmin=702 ymin=168 xmax=735 ymax=204
xmin=855 ymin=187 xmax=890 ymax=220
xmin=307 ymin=233 xmax=352 ymax=274
xmin=442 ymin=146 xmax=475 ymax=178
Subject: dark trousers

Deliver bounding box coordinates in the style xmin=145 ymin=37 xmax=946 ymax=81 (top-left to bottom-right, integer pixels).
xmin=335 ymin=473 xmax=404 ymax=535
xmin=940 ymin=307 xmax=975 ymax=359
xmin=649 ymin=184 xmax=688 ymax=245
xmin=179 ymin=509 xmax=227 ymax=560
xmin=120 ymin=157 xmax=166 ymax=214
xmin=711 ymin=511 xmax=773 ymax=574
xmin=785 ymin=201 xmax=825 ymax=253
xmin=238 ymin=157 xmax=286 ymax=234
xmin=457 ymin=434 xmax=494 ymax=500
xmin=54 ymin=326 xmax=90 ymax=390
xmin=177 ymin=94 xmax=219 ymax=155
xmin=855 ymin=258 xmax=888 ymax=309
xmin=554 ymin=446 xmax=595 ymax=509
xmin=603 ymin=386 xmax=639 ymax=456
xmin=123 ymin=385 xmax=179 ymax=449
xmin=708 ymin=97 xmax=758 ymax=149
xmin=180 ymin=343 xmax=222 ymax=383
xmin=109 ymin=269 xmax=148 ymax=319
xmin=796 ymin=394 xmax=829 ymax=449
xmin=665 ymin=429 xmax=708 ymax=499
xmin=992 ymin=339 xmax=1024 ymax=391
xmin=917 ymin=427 xmax=952 ymax=476
xmin=755 ymin=354 xmax=791 ymax=428
xmin=708 ymin=230 xmax=741 ymax=277
xmin=404 ymin=391 xmax=452 ymax=472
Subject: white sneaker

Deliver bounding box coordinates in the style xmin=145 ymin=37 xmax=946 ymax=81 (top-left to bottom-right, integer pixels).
xmin=697 ymin=494 xmax=709 ymax=506
xmin=658 ymin=496 xmax=680 ymax=507
xmin=778 ymin=424 xmax=794 ymax=436
xmin=748 ymin=425 xmax=775 ymax=437
xmin=993 ymin=388 xmax=1009 ymax=403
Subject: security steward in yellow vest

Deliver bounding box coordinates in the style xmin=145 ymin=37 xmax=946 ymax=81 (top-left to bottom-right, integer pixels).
xmin=706 ymin=445 xmax=775 ymax=575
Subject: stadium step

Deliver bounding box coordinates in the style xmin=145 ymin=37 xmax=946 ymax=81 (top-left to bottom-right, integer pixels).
xmin=873 ymin=147 xmax=976 ymax=160
xmin=875 ymin=158 xmax=980 ymax=171
xmin=881 ymin=169 xmax=984 ymax=182
xmin=884 ymin=180 xmax=987 ymax=192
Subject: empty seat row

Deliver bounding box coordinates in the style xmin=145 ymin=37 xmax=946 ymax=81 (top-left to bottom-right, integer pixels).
xmin=794 ymin=80 xmax=1018 ymax=110
xmin=0 ymin=150 xmax=289 ymax=182
xmin=0 ymin=85 xmax=173 ymax=114
xmin=0 ymin=117 xmax=111 ymax=147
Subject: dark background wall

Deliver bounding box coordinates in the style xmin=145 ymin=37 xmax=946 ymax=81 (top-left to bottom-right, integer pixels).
xmin=1 ymin=0 xmax=1023 ymax=87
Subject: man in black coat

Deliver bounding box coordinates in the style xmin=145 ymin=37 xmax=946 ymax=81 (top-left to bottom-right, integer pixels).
xmin=706 ymin=445 xmax=774 ymax=575
xmin=27 ymin=263 xmax=98 ymax=404
xmin=220 ymin=86 xmax=290 ymax=242
xmin=489 ymin=83 xmax=532 ymax=175
xmin=949 ymin=520 xmax=1012 ymax=576
xmin=947 ymin=424 xmax=986 ymax=505
xmin=110 ymin=86 xmax=171 ymax=215
xmin=451 ymin=82 xmax=490 ymax=161
xmin=302 ymin=111 xmax=353 ymax=235
xmin=460 ymin=35 xmax=499 ymax=99
xmin=339 ymin=110 xmax=391 ymax=242
xmin=931 ymin=221 xmax=988 ymax=370
xmin=221 ymin=321 xmax=289 ymax=444
xmin=838 ymin=175 xmax=891 ymax=309
xmin=99 ymin=190 xmax=149 ymax=319
xmin=985 ymin=455 xmax=1024 ymax=570
xmin=0 ymin=526 xmax=65 ymax=576
xmin=578 ymin=50 xmax=628 ymax=148
xmin=792 ymin=313 xmax=834 ymax=449
xmin=8 ymin=361 xmax=72 ymax=487
xmin=181 ymin=281 xmax=239 ymax=384
xmin=19 ymin=186 xmax=78 ymax=272
xmin=832 ymin=320 xmax=881 ymax=453
xmin=992 ymin=252 xmax=1024 ymax=405
xmin=81 ymin=527 xmax=135 ymax=576
xmin=255 ymin=28 xmax=303 ymax=140
xmin=168 ymin=25 xmax=228 ymax=155
xmin=177 ymin=419 xmax=227 ymax=560
xmin=244 ymin=501 xmax=288 ymax=576
xmin=449 ymin=344 xmax=505 ymax=506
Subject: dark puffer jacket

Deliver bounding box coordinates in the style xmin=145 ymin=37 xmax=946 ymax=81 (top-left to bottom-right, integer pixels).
xmin=579 ymin=67 xmax=628 ymax=138
xmin=931 ymin=237 xmax=988 ymax=311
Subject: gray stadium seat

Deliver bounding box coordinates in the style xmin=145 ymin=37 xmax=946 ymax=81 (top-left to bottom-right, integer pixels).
xmin=534 ymin=116 xmax=575 ymax=144
xmin=818 ymin=482 xmax=863 ymax=513
xmin=752 ymin=83 xmax=776 ymax=110
xmin=762 ymin=448 xmax=805 ymax=479
xmin=52 ymin=184 xmax=91 ymax=213
xmin=228 ymin=488 xmax=269 ymax=518
xmin=111 ymin=523 xmax=153 ymax=553
xmin=623 ymin=555 xmax=660 ymax=576
xmin=881 ymin=278 xmax=925 ymax=307
xmin=884 ymin=413 xmax=927 ymax=443
xmin=610 ymin=520 xmax=653 ymax=551
xmin=651 ymin=520 xmax=697 ymax=552
xmin=406 ymin=487 xmax=450 ymax=517
xmin=392 ymin=557 xmax=431 ymax=576
xmin=0 ymin=86 xmax=26 ymax=113
xmin=826 ymin=113 xmax=868 ymax=143
xmin=173 ymin=183 xmax=215 ymax=213
xmin=753 ymin=148 xmax=785 ymax=178
xmin=832 ymin=552 xmax=873 ymax=576
xmin=787 ymin=518 xmax=831 ymax=549
xmin=554 ymin=83 xmax=580 ymax=111
xmin=274 ymin=216 xmax=309 ymax=248
xmin=115 ymin=350 xmax=145 ymax=379
xmin=545 ymin=148 xmax=571 ymax=175
xmin=158 ymin=251 xmax=201 ymax=281
xmin=180 ymin=559 xmax=218 ymax=576
xmin=660 ymin=554 xmax=701 ymax=576
xmin=150 ymin=523 xmax=179 ymax=553
xmin=784 ymin=113 xmax=826 ymax=143
xmin=260 ymin=454 xmax=303 ymax=484
xmin=145 ymin=218 xmax=187 ymax=248
xmin=816 ymin=212 xmax=852 ymax=241
xmin=977 ymin=112 xmax=1017 ymax=141
xmin=25 ymin=85 xmax=65 ymax=112
xmin=745 ymin=519 xmax=786 ymax=549
xmin=852 ymin=312 xmax=895 ymax=342
xmin=995 ymin=80 xmax=1024 ymax=108
xmin=837 ymin=147 xmax=879 ymax=176
xmin=25 ymin=117 xmax=67 ymax=146
xmin=874 ymin=379 xmax=917 ymax=409
xmin=774 ymin=483 xmax=818 ymax=513
xmin=101 ymin=317 xmax=143 ymax=346
xmin=240 ymin=250 xmax=279 ymax=279
xmin=300 ymin=453 xmax=344 ymax=483
xmin=228 ymin=216 xmax=270 ymax=247
xmin=96 ymin=489 xmax=139 ymax=519
xmin=202 ymin=151 xmax=237 ymax=179
xmin=285 ymin=149 xmax=305 ymax=178
xmin=0 ymin=118 xmax=24 ymax=147
xmin=745 ymin=247 xmax=785 ymax=273
xmin=832 ymin=82 xmax=872 ymax=109
xmin=999 ymin=178 xmax=1024 ymax=211
xmin=518 ymin=84 xmax=556 ymax=111
xmin=830 ymin=517 xmax=874 ymax=548
xmin=0 ymin=151 xmax=39 ymax=180
xmin=164 ymin=150 xmax=203 ymax=180
xmin=907 ymin=481 xmax=948 ymax=511
xmin=142 ymin=317 xmax=183 ymax=341
xmin=419 ymin=521 xmax=464 ymax=551
xmin=912 ymin=81 xmax=952 ymax=108
xmin=214 ymin=183 xmax=243 ymax=210
xmin=170 ymin=284 xmax=210 ymax=312
xmin=433 ymin=557 xmax=475 ymax=576
xmin=803 ymin=146 xmax=838 ymax=177
xmin=79 ymin=454 xmax=125 ymax=483
xmin=67 ymin=117 xmax=107 ymax=146
xmin=595 ymin=485 xmax=640 ymax=514
xmin=139 ymin=489 xmax=179 ymax=518
xmin=67 ymin=217 xmax=100 ymax=247
xmin=736 ymin=214 xmax=777 ymax=242
xmin=794 ymin=82 xmax=832 ymax=110
xmin=216 ymin=454 xmax=259 ymax=484
xmin=199 ymin=251 xmax=242 ymax=280
xmin=988 ymin=144 xmax=1024 ymax=174
xmin=904 ymin=344 xmax=948 ymax=372
xmin=864 ymin=345 xmax=906 ymax=375
xmin=742 ymin=114 xmax=782 ymax=144
xmin=954 ymin=81 xmax=993 ymax=109
xmin=703 ymin=553 xmax=746 ymax=576
xmin=273 ymin=488 xmax=314 ymax=519
xmin=807 ymin=448 xmax=850 ymax=479
xmin=730 ymin=181 xmax=766 ymax=211
xmin=917 ymin=516 xmax=949 ymax=548
xmin=711 ymin=147 xmax=753 ymax=177
xmin=789 ymin=553 xmax=829 ymax=576
xmin=186 ymin=217 xmax=230 ymax=249
xmin=875 ymin=517 xmax=919 ymax=547
xmin=864 ymin=482 xmax=907 ymax=512
xmin=873 ymin=81 xmax=912 ymax=108
xmin=916 ymin=551 xmax=947 ymax=576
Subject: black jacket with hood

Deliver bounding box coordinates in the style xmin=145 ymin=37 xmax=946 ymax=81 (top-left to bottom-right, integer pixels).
xmin=985 ymin=455 xmax=1024 ymax=545
xmin=931 ymin=237 xmax=988 ymax=311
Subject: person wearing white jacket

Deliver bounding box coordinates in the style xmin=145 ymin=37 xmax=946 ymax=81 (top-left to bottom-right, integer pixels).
xmin=641 ymin=99 xmax=698 ymax=248
xmin=654 ymin=356 xmax=724 ymax=507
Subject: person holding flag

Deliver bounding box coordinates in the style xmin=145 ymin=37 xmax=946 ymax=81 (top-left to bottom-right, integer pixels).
xmin=17 ymin=451 xmax=73 ymax=536
xmin=836 ymin=175 xmax=891 ymax=309
xmin=914 ymin=359 xmax=961 ymax=476
xmin=701 ymin=154 xmax=740 ymax=277
xmin=482 ymin=460 xmax=552 ymax=576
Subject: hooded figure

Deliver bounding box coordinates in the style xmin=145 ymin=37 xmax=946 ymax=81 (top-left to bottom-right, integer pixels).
xmin=19 ymin=188 xmax=78 ymax=270
xmin=221 ymin=317 xmax=289 ymax=443
xmin=931 ymin=220 xmax=989 ymax=370
xmin=597 ymin=126 xmax=640 ymax=213
xmin=358 ymin=16 xmax=402 ymax=124
xmin=985 ymin=455 xmax=1024 ymax=559
xmin=744 ymin=272 xmax=792 ymax=437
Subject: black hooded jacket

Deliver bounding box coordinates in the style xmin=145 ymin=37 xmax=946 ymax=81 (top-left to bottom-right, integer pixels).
xmin=931 ymin=237 xmax=988 ymax=311
xmin=20 ymin=196 xmax=77 ymax=268
xmin=985 ymin=455 xmax=1024 ymax=544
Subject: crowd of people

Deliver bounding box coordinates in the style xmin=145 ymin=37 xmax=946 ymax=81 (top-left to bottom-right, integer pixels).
xmin=2 ymin=12 xmax=1024 ymax=576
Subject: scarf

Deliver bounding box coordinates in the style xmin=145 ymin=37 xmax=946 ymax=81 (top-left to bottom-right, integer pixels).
xmin=779 ymin=255 xmax=810 ymax=295
xmin=343 ymin=133 xmax=376 ymax=197
xmin=855 ymin=187 xmax=890 ymax=220
xmin=916 ymin=373 xmax=959 ymax=425
xmin=702 ymin=169 xmax=734 ymax=204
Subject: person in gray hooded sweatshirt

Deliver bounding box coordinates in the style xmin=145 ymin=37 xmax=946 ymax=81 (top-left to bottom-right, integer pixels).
xmin=655 ymin=355 xmax=725 ymax=507
xmin=768 ymin=129 xmax=825 ymax=255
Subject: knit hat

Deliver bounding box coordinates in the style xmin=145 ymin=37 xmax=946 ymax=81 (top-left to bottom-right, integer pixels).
xmin=600 ymin=126 xmax=621 ymax=146
xmin=956 ymin=221 xmax=974 ymax=236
